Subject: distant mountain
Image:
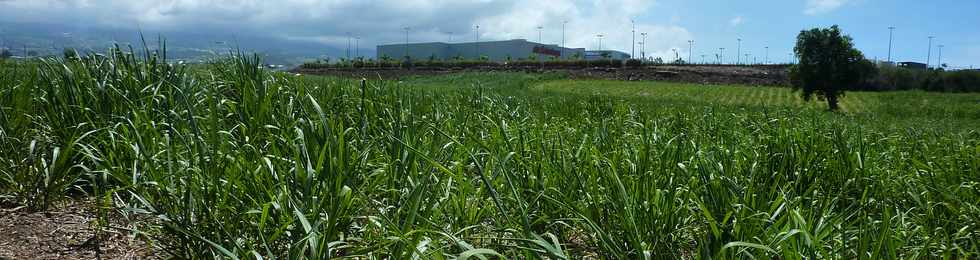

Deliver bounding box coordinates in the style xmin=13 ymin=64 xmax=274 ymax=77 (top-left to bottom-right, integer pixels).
xmin=0 ymin=21 xmax=370 ymax=67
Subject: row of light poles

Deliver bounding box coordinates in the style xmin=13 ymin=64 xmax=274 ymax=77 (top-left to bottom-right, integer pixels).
xmin=886 ymin=27 xmax=947 ymax=69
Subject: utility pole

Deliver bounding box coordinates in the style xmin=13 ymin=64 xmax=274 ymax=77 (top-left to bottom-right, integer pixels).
xmin=631 ymin=20 xmax=636 ymax=58
xmin=736 ymin=38 xmax=742 ymax=65
xmin=449 ymin=31 xmax=453 ymax=43
xmin=745 ymin=54 xmax=750 ymax=65
xmin=701 ymin=54 xmax=706 ymax=64
xmin=638 ymin=41 xmax=644 ymax=60
xmin=927 ymin=36 xmax=934 ymax=68
xmin=887 ymin=26 xmax=895 ymax=62
xmin=640 ymin=32 xmax=647 ymax=60
xmin=688 ymin=40 xmax=694 ymax=63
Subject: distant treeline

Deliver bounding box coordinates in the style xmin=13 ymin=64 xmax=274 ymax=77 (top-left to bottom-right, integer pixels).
xmin=855 ymin=65 xmax=980 ymax=93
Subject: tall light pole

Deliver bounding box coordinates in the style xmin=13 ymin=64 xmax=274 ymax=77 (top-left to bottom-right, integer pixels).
xmin=688 ymin=40 xmax=694 ymax=63
xmin=640 ymin=32 xmax=647 ymax=60
xmin=631 ymin=19 xmax=636 ymax=59
xmin=719 ymin=48 xmax=725 ymax=64
xmin=926 ymin=36 xmax=934 ymax=68
xmin=355 ymin=36 xmax=360 ymax=58
xmin=937 ymin=44 xmax=944 ymax=69
xmin=596 ymin=34 xmax=604 ymax=51
xmin=448 ymin=31 xmax=453 ymax=43
xmin=346 ymin=32 xmax=352 ymax=59
xmin=887 ymin=26 xmax=895 ymax=62
xmin=475 ymin=25 xmax=480 ymax=59
xmin=745 ymin=54 xmax=750 ymax=65
xmin=736 ymin=38 xmax=742 ymax=65
xmin=561 ymin=21 xmax=567 ymax=59
xmin=701 ymin=54 xmax=706 ymax=64
xmin=537 ymin=26 xmax=543 ymax=43
xmin=403 ymin=27 xmax=410 ymax=60
xmin=764 ymin=46 xmax=769 ymax=64
xmin=638 ymin=41 xmax=644 ymax=60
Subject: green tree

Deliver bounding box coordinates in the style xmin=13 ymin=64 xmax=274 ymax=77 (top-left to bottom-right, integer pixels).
xmin=790 ymin=25 xmax=876 ymax=110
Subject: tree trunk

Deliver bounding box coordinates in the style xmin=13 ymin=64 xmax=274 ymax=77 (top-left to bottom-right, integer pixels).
xmin=827 ymin=94 xmax=840 ymax=111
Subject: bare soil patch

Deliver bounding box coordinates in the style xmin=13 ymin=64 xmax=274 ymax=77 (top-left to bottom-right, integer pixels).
xmin=292 ymin=65 xmax=790 ymax=86
xmin=0 ymin=200 xmax=156 ymax=259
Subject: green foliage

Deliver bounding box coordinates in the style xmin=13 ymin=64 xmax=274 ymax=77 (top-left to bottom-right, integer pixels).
xmin=2 ymin=43 xmax=979 ymax=259
xmin=864 ymin=65 xmax=980 ymax=92
xmin=790 ymin=25 xmax=877 ymax=110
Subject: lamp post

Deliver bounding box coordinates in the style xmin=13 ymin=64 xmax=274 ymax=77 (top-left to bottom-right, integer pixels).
xmin=354 ymin=36 xmax=360 ymax=58
xmin=475 ymin=25 xmax=480 ymax=59
xmin=764 ymin=46 xmax=769 ymax=64
xmin=736 ymin=38 xmax=742 ymax=65
xmin=719 ymin=48 xmax=725 ymax=64
xmin=926 ymin=36 xmax=934 ymax=68
xmin=561 ymin=21 xmax=567 ymax=59
xmin=631 ymin=19 xmax=636 ymax=58
xmin=640 ymin=32 xmax=647 ymax=60
xmin=937 ymin=44 xmax=944 ymax=69
xmin=688 ymin=40 xmax=694 ymax=63
xmin=346 ymin=32 xmax=352 ymax=59
xmin=596 ymin=34 xmax=604 ymax=51
xmin=887 ymin=27 xmax=895 ymax=62
xmin=537 ymin=26 xmax=543 ymax=43
xmin=403 ymin=27 xmax=410 ymax=61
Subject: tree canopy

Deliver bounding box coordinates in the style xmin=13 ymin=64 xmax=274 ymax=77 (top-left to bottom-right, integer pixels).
xmin=790 ymin=25 xmax=876 ymax=110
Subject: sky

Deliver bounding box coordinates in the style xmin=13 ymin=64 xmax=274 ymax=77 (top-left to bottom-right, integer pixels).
xmin=0 ymin=0 xmax=978 ymax=68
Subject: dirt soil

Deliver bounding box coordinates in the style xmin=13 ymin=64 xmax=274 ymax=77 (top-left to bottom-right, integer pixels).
xmin=292 ymin=65 xmax=790 ymax=86
xmin=0 ymin=200 xmax=157 ymax=260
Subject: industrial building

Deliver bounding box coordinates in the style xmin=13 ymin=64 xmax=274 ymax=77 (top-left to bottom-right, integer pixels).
xmin=377 ymin=39 xmax=629 ymax=62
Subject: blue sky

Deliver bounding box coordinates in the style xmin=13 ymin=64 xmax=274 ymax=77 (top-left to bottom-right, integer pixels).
xmin=1 ymin=0 xmax=978 ymax=68
xmin=647 ymin=0 xmax=980 ymax=68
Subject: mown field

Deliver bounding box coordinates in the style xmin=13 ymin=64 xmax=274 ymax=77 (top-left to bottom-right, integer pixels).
xmin=1 ymin=50 xmax=979 ymax=259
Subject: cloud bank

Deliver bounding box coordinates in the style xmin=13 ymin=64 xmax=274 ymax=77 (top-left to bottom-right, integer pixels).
xmin=0 ymin=0 xmax=694 ymax=56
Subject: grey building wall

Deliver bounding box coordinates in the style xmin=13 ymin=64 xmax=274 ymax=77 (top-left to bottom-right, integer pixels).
xmin=377 ymin=39 xmax=586 ymax=62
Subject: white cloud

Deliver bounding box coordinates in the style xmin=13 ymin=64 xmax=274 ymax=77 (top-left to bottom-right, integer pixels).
xmin=729 ymin=16 xmax=744 ymax=27
xmin=804 ymin=0 xmax=849 ymax=15
xmin=0 ymin=0 xmax=693 ymax=56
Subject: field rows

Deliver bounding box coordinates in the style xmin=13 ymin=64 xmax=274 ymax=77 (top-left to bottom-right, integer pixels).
xmin=1 ymin=55 xmax=979 ymax=259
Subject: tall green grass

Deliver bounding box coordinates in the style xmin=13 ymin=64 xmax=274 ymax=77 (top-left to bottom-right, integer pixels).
xmin=1 ymin=44 xmax=978 ymax=259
